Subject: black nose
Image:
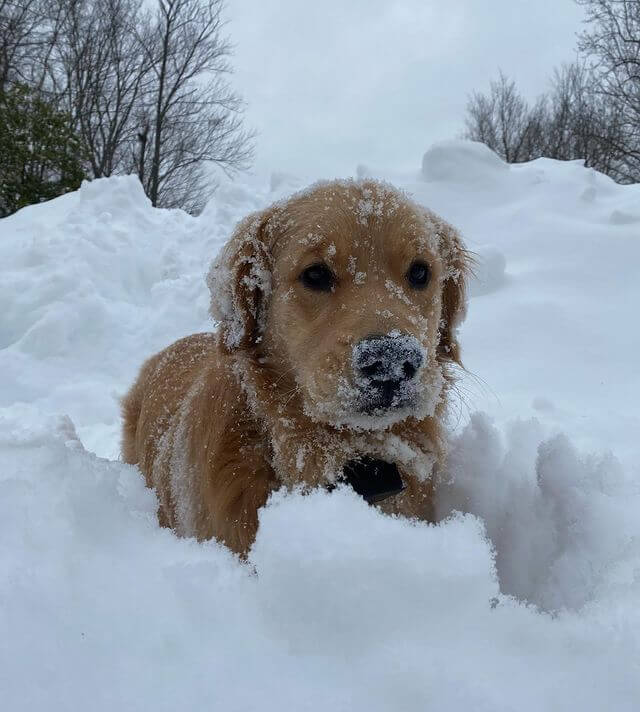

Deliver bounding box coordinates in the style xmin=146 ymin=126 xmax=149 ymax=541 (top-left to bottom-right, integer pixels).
xmin=353 ymin=333 xmax=424 ymax=408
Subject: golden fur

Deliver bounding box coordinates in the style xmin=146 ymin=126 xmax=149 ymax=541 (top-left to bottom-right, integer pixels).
xmin=122 ymin=180 xmax=469 ymax=555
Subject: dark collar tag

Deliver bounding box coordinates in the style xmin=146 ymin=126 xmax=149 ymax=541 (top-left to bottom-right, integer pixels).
xmin=342 ymin=457 xmax=405 ymax=504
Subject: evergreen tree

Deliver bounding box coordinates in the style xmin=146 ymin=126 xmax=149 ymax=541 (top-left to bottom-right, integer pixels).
xmin=0 ymin=84 xmax=86 ymax=217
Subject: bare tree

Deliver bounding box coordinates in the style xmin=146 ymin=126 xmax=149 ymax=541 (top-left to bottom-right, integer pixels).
xmin=0 ymin=0 xmax=49 ymax=91
xmin=135 ymin=0 xmax=253 ymax=212
xmin=464 ymin=62 xmax=630 ymax=179
xmin=2 ymin=0 xmax=252 ymax=213
xmin=577 ymin=0 xmax=640 ymax=182
xmin=48 ymin=0 xmax=152 ymax=178
xmin=545 ymin=61 xmax=626 ymax=174
xmin=464 ymin=71 xmax=547 ymax=163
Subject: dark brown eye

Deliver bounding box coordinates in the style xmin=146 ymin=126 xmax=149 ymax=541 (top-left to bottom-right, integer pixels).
xmin=406 ymin=260 xmax=431 ymax=289
xmin=300 ymin=262 xmax=336 ymax=292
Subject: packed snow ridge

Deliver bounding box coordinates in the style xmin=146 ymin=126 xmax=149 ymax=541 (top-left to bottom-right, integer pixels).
xmin=1 ymin=141 xmax=639 ymax=711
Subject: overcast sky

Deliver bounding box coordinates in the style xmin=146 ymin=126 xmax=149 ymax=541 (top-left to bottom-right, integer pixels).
xmin=225 ymin=1 xmax=586 ymax=179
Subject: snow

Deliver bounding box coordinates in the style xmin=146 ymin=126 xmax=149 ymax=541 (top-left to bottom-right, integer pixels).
xmin=440 ymin=413 xmax=640 ymax=611
xmin=421 ymin=139 xmax=509 ymax=184
xmin=1 ymin=142 xmax=640 ymax=710
xmin=467 ymin=245 xmax=507 ymax=297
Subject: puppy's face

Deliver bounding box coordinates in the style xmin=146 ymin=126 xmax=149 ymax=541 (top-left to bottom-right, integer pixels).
xmin=209 ymin=181 xmax=467 ymax=430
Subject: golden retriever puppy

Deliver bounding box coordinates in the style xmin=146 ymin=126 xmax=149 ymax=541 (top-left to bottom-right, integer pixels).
xmin=122 ymin=180 xmax=469 ymax=555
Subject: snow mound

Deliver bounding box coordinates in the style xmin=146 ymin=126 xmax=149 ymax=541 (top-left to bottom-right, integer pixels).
xmin=1 ymin=416 xmax=639 ymax=711
xmin=0 ymin=177 xmax=222 ymax=456
xmin=421 ymin=140 xmax=508 ymax=184
xmin=1 ymin=153 xmax=640 ymax=709
xmin=439 ymin=413 xmax=640 ymax=612
xmin=268 ymin=170 xmax=307 ymax=198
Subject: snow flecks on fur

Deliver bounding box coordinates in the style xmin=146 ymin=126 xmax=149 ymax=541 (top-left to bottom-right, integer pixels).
xmin=295 ymin=444 xmax=308 ymax=472
xmin=384 ymin=279 xmax=412 ymax=306
xmin=354 ymin=431 xmax=437 ymax=482
xmin=297 ymin=231 xmax=324 ymax=247
xmin=354 ymin=187 xmax=387 ymax=226
xmin=281 ymin=177 xmax=406 ymax=208
xmin=281 ymin=286 xmax=295 ymax=302
xmin=265 ymin=177 xmax=414 ymax=237
xmin=230 ymin=357 xmax=260 ymax=419
xmin=203 ymin=180 xmax=460 ymax=496
xmin=207 ymin=216 xmax=272 ymax=349
xmin=307 ymin=359 xmax=444 ymax=436
xmin=204 ymin=179 xmax=459 ymax=478
xmin=166 ymin=378 xmax=204 ymax=538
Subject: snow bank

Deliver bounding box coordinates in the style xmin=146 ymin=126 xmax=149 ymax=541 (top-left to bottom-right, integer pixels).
xmin=421 ymin=139 xmax=509 ymax=184
xmin=2 ymin=416 xmax=639 ymax=712
xmin=440 ymin=413 xmax=640 ymax=611
xmin=0 ymin=176 xmax=244 ymax=457
xmin=1 ymin=144 xmax=640 ymax=710
xmin=413 ymin=143 xmax=640 ymax=471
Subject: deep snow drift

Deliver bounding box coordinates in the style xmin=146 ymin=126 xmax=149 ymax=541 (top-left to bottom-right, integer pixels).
xmin=1 ymin=142 xmax=639 ymax=711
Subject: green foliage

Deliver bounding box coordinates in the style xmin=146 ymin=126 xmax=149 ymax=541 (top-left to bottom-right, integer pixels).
xmin=0 ymin=84 xmax=87 ymax=217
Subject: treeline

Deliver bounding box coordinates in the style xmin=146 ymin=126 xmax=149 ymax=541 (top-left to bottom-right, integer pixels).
xmin=0 ymin=0 xmax=253 ymax=217
xmin=464 ymin=0 xmax=640 ymax=184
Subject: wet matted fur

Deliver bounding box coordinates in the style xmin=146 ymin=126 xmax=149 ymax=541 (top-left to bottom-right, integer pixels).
xmin=122 ymin=180 xmax=470 ymax=555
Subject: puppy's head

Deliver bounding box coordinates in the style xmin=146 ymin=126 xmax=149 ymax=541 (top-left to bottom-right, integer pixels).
xmin=208 ymin=180 xmax=469 ymax=430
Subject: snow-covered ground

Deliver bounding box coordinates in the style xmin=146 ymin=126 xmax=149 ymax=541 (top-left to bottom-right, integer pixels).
xmin=1 ymin=142 xmax=639 ymax=710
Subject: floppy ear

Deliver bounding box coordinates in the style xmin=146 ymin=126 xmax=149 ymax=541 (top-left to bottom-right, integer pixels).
xmin=436 ymin=221 xmax=471 ymax=366
xmin=207 ymin=210 xmax=274 ymax=350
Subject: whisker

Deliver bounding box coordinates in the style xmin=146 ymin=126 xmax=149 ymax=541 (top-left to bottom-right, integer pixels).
xmin=283 ymin=386 xmax=301 ymax=407
xmin=271 ymin=364 xmax=299 ymax=387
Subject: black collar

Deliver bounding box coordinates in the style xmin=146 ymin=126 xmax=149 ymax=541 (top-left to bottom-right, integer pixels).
xmin=342 ymin=457 xmax=405 ymax=504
